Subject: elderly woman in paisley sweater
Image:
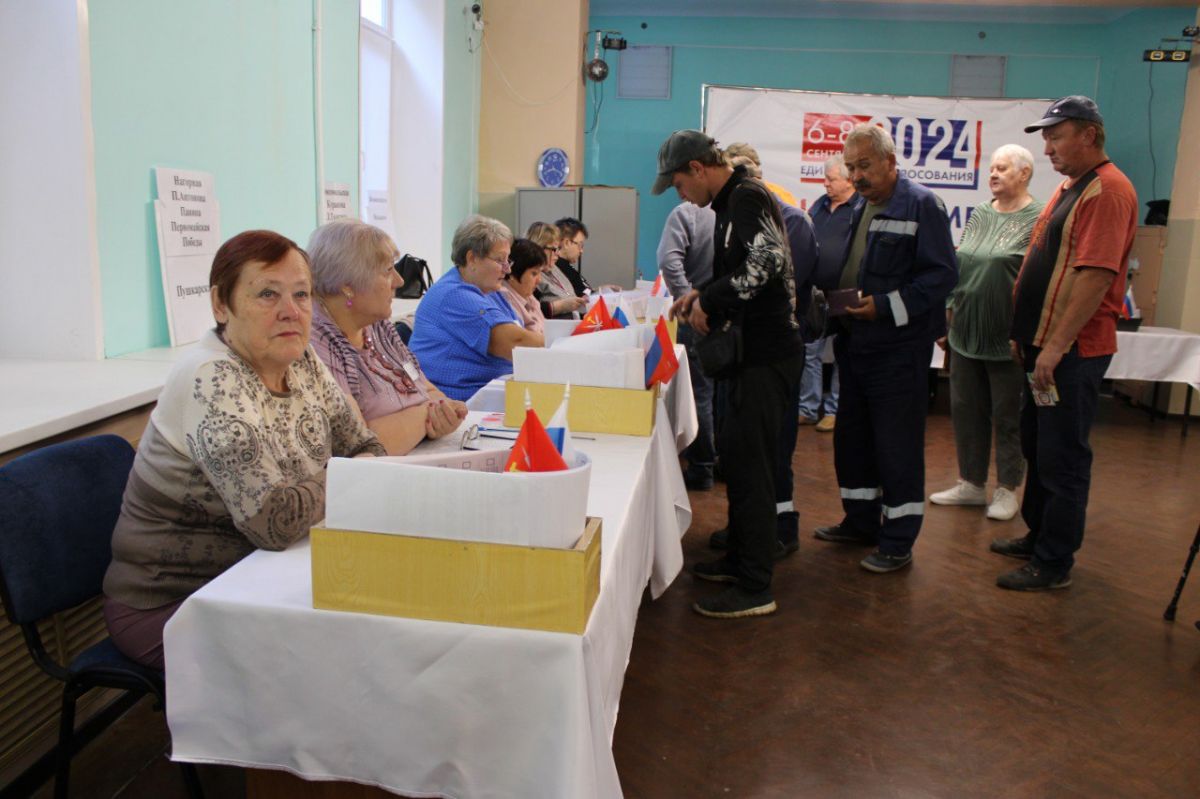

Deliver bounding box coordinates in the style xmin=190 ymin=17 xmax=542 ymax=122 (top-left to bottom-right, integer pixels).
xmin=103 ymin=230 xmax=385 ymax=670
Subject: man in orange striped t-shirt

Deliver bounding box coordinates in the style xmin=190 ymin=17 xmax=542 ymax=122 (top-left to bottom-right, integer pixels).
xmin=992 ymin=96 xmax=1137 ymax=591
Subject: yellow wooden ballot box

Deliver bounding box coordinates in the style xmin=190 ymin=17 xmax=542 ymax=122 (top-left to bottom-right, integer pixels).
xmin=311 ymin=517 xmax=601 ymax=634
xmin=504 ymin=381 xmax=658 ymax=437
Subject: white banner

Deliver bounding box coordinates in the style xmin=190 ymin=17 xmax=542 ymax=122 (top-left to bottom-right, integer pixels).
xmin=703 ymin=86 xmax=1060 ymax=243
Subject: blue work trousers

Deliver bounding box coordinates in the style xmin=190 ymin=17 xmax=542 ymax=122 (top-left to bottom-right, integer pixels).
xmin=833 ymin=338 xmax=932 ymax=555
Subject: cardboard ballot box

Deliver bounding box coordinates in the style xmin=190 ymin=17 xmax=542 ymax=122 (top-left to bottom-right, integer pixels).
xmin=505 ymin=380 xmax=658 ymax=437
xmin=312 ymin=449 xmax=599 ymax=633
xmin=312 ymin=516 xmax=601 ymax=634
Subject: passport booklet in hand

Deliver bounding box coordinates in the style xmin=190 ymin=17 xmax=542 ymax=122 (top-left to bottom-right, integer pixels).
xmin=826 ymin=288 xmax=864 ymax=317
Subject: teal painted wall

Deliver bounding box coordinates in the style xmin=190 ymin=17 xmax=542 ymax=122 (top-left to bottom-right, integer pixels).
xmin=587 ymin=10 xmax=1192 ymax=275
xmin=90 ymin=0 xmax=360 ymax=356
xmin=442 ymin=0 xmax=481 ymax=271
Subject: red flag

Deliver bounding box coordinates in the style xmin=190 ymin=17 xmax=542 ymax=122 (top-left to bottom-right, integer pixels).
xmin=645 ymin=316 xmax=680 ymax=388
xmin=504 ymin=408 xmax=570 ymax=472
xmin=572 ymin=295 xmax=619 ymax=335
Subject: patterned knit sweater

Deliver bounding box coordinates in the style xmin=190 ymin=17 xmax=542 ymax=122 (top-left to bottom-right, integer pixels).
xmin=104 ymin=330 xmax=385 ymax=609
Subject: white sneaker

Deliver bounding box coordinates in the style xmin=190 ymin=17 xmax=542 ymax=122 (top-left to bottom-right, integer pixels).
xmin=930 ymin=480 xmax=987 ymax=506
xmin=987 ymin=487 xmax=1020 ymax=520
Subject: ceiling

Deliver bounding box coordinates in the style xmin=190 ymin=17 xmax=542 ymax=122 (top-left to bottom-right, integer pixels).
xmin=589 ymin=0 xmax=1199 ymax=26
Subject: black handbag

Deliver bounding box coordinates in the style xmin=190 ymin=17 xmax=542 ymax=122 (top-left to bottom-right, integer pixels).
xmin=394 ymin=255 xmax=433 ymax=299
xmin=694 ymin=318 xmax=743 ymax=379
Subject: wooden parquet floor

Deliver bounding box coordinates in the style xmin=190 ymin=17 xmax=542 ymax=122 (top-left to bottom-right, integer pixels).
xmin=23 ymin=398 xmax=1200 ymax=799
xmin=612 ymin=398 xmax=1200 ymax=799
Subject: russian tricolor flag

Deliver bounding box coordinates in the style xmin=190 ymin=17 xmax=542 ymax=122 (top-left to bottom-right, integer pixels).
xmin=644 ymin=316 xmax=680 ymax=388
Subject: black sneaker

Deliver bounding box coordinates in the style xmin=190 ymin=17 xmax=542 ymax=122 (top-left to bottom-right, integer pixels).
xmin=775 ymin=538 xmax=799 ymax=560
xmin=708 ymin=527 xmax=729 ymax=550
xmin=813 ymin=524 xmax=876 ymax=546
xmin=691 ymin=557 xmax=738 ymax=583
xmin=996 ymin=563 xmax=1071 ymax=591
xmin=693 ymin=586 xmax=777 ymax=618
xmin=860 ymin=549 xmax=913 ymax=573
xmin=990 ymin=534 xmax=1035 ymax=560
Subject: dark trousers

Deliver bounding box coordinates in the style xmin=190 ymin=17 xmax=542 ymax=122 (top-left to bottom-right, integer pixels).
xmin=1020 ymin=345 xmax=1110 ymax=574
xmin=833 ymin=338 xmax=932 ymax=555
xmin=774 ymin=372 xmax=803 ymax=544
xmin=720 ymin=355 xmax=802 ymax=593
xmin=678 ymin=325 xmax=715 ymax=476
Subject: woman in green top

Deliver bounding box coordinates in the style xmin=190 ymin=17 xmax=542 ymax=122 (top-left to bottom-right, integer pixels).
xmin=930 ymin=145 xmax=1042 ymax=521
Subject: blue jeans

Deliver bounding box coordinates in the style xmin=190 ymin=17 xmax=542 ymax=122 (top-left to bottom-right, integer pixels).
xmin=1019 ymin=345 xmax=1111 ymax=575
xmin=799 ymin=337 xmax=839 ymax=419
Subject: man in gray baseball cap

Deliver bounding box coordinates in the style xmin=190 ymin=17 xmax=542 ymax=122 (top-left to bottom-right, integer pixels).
xmin=653 ymin=129 xmax=803 ymax=619
xmin=651 ymin=129 xmax=722 ymax=197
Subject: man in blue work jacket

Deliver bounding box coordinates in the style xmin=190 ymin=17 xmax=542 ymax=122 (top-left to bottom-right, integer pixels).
xmin=812 ymin=124 xmax=958 ymax=573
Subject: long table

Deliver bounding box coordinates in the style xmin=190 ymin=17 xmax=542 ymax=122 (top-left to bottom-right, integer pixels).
xmin=165 ymin=377 xmax=697 ymax=798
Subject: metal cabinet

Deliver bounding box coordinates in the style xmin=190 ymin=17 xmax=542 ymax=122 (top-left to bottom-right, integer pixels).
xmin=516 ymin=186 xmax=639 ymax=289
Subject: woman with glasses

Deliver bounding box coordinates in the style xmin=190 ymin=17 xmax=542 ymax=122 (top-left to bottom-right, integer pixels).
xmin=528 ymin=221 xmax=587 ymax=319
xmin=408 ymin=215 xmax=545 ymax=401
xmin=497 ymin=238 xmax=548 ymax=335
xmin=307 ymin=218 xmax=467 ymax=454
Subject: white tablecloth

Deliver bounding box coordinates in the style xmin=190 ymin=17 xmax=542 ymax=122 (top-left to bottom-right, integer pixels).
xmin=928 ymin=327 xmax=1200 ymax=392
xmin=465 ymin=344 xmax=699 ymax=455
xmin=1109 ymin=326 xmax=1200 ymax=391
xmin=164 ymin=403 xmax=691 ymax=799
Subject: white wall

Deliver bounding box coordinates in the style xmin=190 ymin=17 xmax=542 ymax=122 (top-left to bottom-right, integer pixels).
xmin=389 ymin=0 xmax=447 ymax=269
xmin=0 ymin=0 xmax=103 ymax=359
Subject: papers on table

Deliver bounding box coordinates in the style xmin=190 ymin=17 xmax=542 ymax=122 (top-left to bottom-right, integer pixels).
xmin=153 ymin=167 xmax=221 ymax=347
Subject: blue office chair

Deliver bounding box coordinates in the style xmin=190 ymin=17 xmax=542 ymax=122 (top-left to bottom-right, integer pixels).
xmin=0 ymin=435 xmax=202 ymax=799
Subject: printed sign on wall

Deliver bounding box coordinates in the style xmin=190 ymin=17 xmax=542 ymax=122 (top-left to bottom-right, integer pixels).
xmin=153 ymin=167 xmax=221 ymax=346
xmin=703 ymin=87 xmax=1059 ymax=243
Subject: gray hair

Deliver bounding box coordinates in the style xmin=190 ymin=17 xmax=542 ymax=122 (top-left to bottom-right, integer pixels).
xmin=451 ymin=215 xmax=512 ymax=268
xmin=824 ymin=155 xmax=849 ymax=179
xmin=844 ymin=124 xmax=895 ymax=159
xmin=728 ymin=154 xmax=762 ymax=179
xmin=991 ymin=144 xmax=1035 ymax=181
xmin=307 ymin=218 xmax=399 ymax=295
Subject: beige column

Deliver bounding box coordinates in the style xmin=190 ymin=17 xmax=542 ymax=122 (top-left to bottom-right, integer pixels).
xmin=1157 ymin=8 xmax=1200 ymax=415
xmin=476 ymin=0 xmax=589 ymax=230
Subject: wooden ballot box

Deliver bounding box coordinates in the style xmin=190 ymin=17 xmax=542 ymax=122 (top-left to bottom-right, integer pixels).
xmin=312 ymin=517 xmax=601 ymax=634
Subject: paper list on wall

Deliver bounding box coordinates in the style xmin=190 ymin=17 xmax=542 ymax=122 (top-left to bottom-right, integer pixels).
xmin=324 ymin=182 xmax=352 ymax=222
xmin=153 ymin=167 xmax=222 ymax=347
xmin=365 ymin=189 xmax=395 ymax=239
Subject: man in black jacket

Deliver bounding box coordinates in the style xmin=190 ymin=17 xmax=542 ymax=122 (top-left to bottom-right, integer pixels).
xmin=653 ymin=130 xmax=803 ymax=618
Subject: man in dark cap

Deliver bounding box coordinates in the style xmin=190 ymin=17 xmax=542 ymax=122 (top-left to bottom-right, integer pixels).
xmin=653 ymin=129 xmax=802 ymax=618
xmin=991 ymin=95 xmax=1138 ymax=590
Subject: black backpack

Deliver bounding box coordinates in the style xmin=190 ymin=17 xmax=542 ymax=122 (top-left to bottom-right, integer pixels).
xmin=394 ymin=254 xmax=433 ymax=299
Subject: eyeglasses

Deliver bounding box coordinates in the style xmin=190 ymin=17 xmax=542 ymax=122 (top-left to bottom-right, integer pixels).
xmin=485 ymin=254 xmax=512 ymax=268
xmin=544 ymin=246 xmax=560 ymax=253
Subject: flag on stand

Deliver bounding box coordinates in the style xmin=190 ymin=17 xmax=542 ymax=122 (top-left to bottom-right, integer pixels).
xmin=572 ymin=295 xmax=619 ymax=335
xmin=505 ymin=407 xmax=569 ymax=472
xmin=545 ymin=384 xmax=576 ymax=466
xmin=612 ymin=305 xmax=631 ymax=328
xmin=644 ymin=316 xmax=680 ymax=388
xmin=650 ymin=273 xmax=671 ymax=297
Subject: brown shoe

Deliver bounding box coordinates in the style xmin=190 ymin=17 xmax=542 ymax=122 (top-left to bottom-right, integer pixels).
xmin=798 ymin=415 xmax=818 ymax=426
xmin=816 ymin=415 xmax=836 ymax=433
